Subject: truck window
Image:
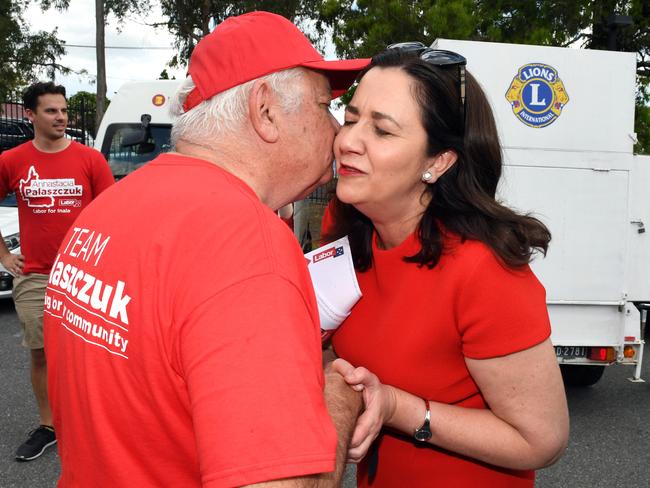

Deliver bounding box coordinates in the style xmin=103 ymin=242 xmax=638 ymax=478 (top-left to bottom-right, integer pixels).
xmin=101 ymin=123 xmax=172 ymax=180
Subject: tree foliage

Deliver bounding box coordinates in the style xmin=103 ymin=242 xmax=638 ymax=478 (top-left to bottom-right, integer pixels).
xmin=0 ymin=0 xmax=69 ymax=100
xmin=318 ymin=0 xmax=476 ymax=58
xmin=40 ymin=0 xmax=150 ymax=23
xmin=154 ymin=1 xmax=321 ymax=68
xmin=40 ymin=0 xmax=151 ymax=125
xmin=67 ymin=90 xmax=108 ymax=137
xmin=68 ymin=90 xmax=103 ymax=112
xmin=316 ymin=0 xmax=650 ymax=153
xmin=158 ymin=68 xmax=176 ymax=80
xmin=318 ymin=1 xmax=649 ymax=71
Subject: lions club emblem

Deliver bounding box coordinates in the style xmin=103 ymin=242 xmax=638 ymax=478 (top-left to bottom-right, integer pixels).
xmin=505 ymin=63 xmax=569 ymax=128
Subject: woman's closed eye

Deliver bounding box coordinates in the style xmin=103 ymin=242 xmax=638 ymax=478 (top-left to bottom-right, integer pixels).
xmin=374 ymin=126 xmax=391 ymax=136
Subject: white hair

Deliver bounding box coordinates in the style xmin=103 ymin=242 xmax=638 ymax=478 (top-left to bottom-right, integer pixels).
xmin=170 ymin=68 xmax=307 ymax=148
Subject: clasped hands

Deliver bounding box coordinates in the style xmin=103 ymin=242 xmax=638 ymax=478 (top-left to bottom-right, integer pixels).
xmin=330 ymin=358 xmax=397 ymax=463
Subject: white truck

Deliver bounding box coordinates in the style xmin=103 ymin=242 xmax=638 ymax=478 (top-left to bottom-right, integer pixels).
xmin=433 ymin=39 xmax=648 ymax=385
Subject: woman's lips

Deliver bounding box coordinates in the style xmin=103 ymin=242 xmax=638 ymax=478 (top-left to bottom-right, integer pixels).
xmin=338 ymin=164 xmax=365 ymax=176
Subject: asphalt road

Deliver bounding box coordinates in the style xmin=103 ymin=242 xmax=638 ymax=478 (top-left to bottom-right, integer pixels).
xmin=1 ymin=297 xmax=648 ymax=487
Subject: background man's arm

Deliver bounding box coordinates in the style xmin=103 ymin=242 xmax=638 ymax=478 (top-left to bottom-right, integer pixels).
xmin=0 ymin=231 xmax=24 ymax=275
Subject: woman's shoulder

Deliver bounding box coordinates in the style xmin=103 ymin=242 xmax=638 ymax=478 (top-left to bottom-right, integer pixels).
xmin=443 ymin=234 xmax=536 ymax=280
xmin=443 ymin=233 xmax=495 ymax=264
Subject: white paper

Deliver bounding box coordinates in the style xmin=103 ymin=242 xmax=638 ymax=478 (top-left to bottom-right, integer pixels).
xmin=304 ymin=236 xmax=362 ymax=332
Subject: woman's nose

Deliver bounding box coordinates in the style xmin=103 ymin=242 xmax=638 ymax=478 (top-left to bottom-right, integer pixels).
xmin=336 ymin=124 xmax=363 ymax=155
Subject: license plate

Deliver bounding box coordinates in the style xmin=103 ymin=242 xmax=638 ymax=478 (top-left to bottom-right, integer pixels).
xmin=555 ymin=346 xmax=588 ymax=358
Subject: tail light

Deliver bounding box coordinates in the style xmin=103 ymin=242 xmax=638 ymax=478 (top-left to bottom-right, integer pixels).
xmin=588 ymin=347 xmax=616 ymax=362
xmin=623 ymin=346 xmax=636 ymax=359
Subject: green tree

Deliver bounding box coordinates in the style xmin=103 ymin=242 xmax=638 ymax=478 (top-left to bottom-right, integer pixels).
xmin=68 ymin=90 xmax=106 ymax=112
xmin=0 ymin=0 xmax=68 ymax=100
xmin=154 ymin=1 xmax=321 ymax=68
xmin=317 ymin=0 xmax=650 ymax=153
xmin=317 ymin=0 xmax=475 ymax=58
xmin=319 ymin=1 xmax=648 ymax=72
xmin=635 ymin=83 xmax=650 ymax=154
xmin=41 ymin=0 xmax=151 ymax=126
xmin=67 ymin=90 xmax=107 ymax=137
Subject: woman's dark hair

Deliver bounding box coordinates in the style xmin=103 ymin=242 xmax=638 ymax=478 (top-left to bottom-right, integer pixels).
xmin=22 ymin=82 xmax=67 ymax=112
xmin=324 ymin=48 xmax=551 ymax=271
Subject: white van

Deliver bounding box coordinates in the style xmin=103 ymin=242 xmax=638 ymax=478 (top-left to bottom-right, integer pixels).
xmin=95 ymin=80 xmax=182 ymax=180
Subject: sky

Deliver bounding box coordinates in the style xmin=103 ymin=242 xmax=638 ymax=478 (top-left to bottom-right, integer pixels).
xmin=25 ymin=1 xmax=189 ymax=97
xmin=24 ymin=2 xmax=340 ymax=99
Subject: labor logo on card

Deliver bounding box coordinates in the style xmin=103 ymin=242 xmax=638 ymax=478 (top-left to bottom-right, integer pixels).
xmin=505 ymin=63 xmax=569 ymax=128
xmin=312 ymin=245 xmax=344 ymax=264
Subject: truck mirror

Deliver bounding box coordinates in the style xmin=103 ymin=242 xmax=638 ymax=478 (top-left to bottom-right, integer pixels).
xmin=121 ymin=128 xmax=149 ymax=148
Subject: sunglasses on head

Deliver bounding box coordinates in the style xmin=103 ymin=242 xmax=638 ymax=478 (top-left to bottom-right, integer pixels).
xmin=387 ymin=42 xmax=467 ymax=134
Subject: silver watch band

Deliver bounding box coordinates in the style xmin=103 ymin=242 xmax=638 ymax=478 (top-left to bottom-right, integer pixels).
xmin=414 ymin=398 xmax=432 ymax=442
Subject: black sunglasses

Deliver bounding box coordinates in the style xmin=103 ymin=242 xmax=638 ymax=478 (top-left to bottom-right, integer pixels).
xmin=387 ymin=42 xmax=467 ymax=134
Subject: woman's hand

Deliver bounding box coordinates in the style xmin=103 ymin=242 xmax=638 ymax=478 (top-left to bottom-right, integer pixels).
xmin=330 ymin=358 xmax=397 ymax=463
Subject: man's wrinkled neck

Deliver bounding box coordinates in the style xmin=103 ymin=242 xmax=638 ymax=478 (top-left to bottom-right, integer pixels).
xmin=174 ymin=139 xmax=280 ymax=210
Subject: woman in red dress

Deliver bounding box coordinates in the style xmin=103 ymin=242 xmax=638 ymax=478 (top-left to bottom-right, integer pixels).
xmin=324 ymin=43 xmax=569 ymax=487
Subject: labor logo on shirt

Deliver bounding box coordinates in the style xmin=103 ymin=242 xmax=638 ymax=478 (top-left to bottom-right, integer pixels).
xmin=505 ymin=63 xmax=569 ymax=128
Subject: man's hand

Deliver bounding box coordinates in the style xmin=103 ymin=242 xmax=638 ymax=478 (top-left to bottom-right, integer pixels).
xmin=0 ymin=252 xmax=24 ymax=276
xmin=330 ymin=358 xmax=397 ymax=463
xmin=322 ymin=344 xmax=337 ymax=370
xmin=321 ymin=368 xmax=362 ymax=486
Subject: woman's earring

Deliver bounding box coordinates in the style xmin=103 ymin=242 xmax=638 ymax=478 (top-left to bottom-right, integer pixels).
xmin=421 ymin=171 xmax=433 ymax=182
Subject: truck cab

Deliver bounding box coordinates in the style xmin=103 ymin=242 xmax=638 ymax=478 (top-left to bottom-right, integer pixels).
xmin=95 ymin=80 xmax=181 ymax=180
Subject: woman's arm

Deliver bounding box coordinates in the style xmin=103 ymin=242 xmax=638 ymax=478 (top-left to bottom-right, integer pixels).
xmin=333 ymin=338 xmax=569 ymax=470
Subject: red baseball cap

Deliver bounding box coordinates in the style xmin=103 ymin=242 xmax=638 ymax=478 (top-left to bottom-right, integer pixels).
xmin=183 ymin=11 xmax=370 ymax=111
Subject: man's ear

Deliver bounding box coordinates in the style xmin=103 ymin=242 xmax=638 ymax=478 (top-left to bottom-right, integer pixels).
xmin=422 ymin=150 xmax=458 ymax=184
xmin=248 ymin=79 xmax=279 ymax=143
xmin=24 ymin=108 xmax=35 ymax=124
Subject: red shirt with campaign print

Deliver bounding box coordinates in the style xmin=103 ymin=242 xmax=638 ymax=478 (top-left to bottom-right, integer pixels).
xmin=44 ymin=154 xmax=337 ymax=487
xmin=0 ymin=141 xmax=114 ymax=274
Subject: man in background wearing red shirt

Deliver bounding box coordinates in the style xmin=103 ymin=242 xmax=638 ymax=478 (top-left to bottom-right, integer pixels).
xmin=0 ymin=81 xmax=114 ymax=461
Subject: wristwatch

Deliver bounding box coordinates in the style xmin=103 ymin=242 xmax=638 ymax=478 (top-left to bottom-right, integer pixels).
xmin=414 ymin=398 xmax=432 ymax=442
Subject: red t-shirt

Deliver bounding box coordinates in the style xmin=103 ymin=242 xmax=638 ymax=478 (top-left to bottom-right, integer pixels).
xmin=44 ymin=154 xmax=337 ymax=487
xmin=0 ymin=141 xmax=114 ymax=274
xmin=332 ymin=231 xmax=551 ymax=487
